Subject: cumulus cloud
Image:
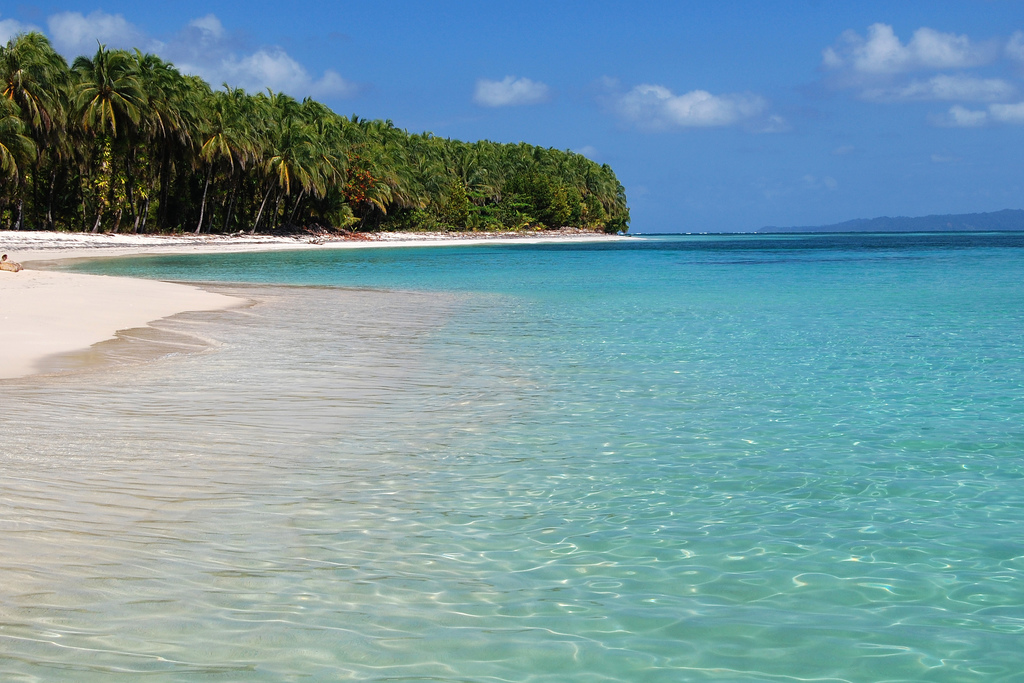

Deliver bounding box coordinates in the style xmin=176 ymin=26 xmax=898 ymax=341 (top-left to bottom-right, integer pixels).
xmin=861 ymin=74 xmax=1015 ymax=102
xmin=823 ymin=23 xmax=994 ymax=75
xmin=31 ymin=11 xmax=359 ymax=100
xmin=170 ymin=20 xmax=360 ymax=98
xmin=1 ymin=14 xmax=40 ymax=43
xmin=47 ymin=10 xmax=150 ymax=56
xmin=990 ymin=102 xmax=1024 ymax=123
xmin=610 ymin=83 xmax=767 ymax=129
xmin=1006 ymin=31 xmax=1024 ymax=62
xmin=188 ymin=14 xmax=225 ymax=40
xmin=177 ymin=48 xmax=358 ymax=98
xmin=473 ymin=76 xmax=551 ymax=107
xmin=937 ymin=105 xmax=990 ymax=127
xmin=822 ymin=22 xmax=1024 ymax=126
xmin=933 ymin=102 xmax=1024 ymax=127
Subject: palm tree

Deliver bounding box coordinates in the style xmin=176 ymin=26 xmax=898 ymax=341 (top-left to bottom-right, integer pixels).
xmin=133 ymin=51 xmax=193 ymax=232
xmin=0 ymin=99 xmax=37 ymax=215
xmin=1 ymin=32 xmax=69 ymax=229
xmin=0 ymin=32 xmax=68 ymax=136
xmin=248 ymin=91 xmax=329 ymax=231
xmin=1 ymin=33 xmax=629 ymax=235
xmin=72 ymin=45 xmax=146 ymax=231
xmin=72 ymin=45 xmax=145 ymax=138
xmin=193 ymin=87 xmax=257 ymax=232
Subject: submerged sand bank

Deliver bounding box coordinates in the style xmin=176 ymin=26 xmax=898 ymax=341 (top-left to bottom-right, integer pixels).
xmin=0 ymin=269 xmax=237 ymax=380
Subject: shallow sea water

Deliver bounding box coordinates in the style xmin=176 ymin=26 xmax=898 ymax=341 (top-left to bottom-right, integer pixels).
xmin=3 ymin=233 xmax=1024 ymax=681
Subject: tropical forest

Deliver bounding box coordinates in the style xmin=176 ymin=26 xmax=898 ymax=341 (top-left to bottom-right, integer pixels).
xmin=0 ymin=33 xmax=630 ymax=235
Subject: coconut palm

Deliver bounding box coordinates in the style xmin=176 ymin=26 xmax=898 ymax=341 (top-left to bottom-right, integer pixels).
xmin=72 ymin=45 xmax=146 ymax=231
xmin=72 ymin=45 xmax=145 ymax=138
xmin=0 ymin=32 xmax=69 ymax=136
xmin=194 ymin=87 xmax=258 ymax=232
xmin=0 ymin=99 xmax=36 ymax=183
xmin=1 ymin=32 xmax=71 ymax=229
xmin=0 ymin=37 xmax=630 ymax=234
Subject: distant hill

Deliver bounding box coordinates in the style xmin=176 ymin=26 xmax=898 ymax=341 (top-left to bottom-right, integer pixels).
xmin=760 ymin=209 xmax=1024 ymax=233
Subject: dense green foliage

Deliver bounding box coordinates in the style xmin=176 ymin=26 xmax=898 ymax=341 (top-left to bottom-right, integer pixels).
xmin=0 ymin=34 xmax=629 ymax=234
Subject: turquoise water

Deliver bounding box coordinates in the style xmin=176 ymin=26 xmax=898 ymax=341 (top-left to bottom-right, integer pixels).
xmin=4 ymin=233 xmax=1024 ymax=681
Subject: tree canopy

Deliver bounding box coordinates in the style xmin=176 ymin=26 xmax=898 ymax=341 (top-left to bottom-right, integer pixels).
xmin=0 ymin=34 xmax=630 ymax=234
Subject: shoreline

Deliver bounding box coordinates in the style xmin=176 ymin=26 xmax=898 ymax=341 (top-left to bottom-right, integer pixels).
xmin=2 ymin=229 xmax=630 ymax=264
xmin=0 ymin=230 xmax=628 ymax=381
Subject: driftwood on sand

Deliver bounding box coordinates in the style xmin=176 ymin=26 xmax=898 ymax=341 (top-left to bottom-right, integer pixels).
xmin=1 ymin=255 xmax=24 ymax=272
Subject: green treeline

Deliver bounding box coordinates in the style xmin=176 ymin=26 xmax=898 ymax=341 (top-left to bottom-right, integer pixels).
xmin=1 ymin=33 xmax=629 ymax=235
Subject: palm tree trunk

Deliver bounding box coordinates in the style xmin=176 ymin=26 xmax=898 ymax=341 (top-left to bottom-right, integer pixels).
xmin=123 ymin=156 xmax=135 ymax=233
xmin=14 ymin=197 xmax=24 ymax=230
xmin=223 ymin=173 xmax=241 ymax=232
xmin=215 ymin=194 xmax=228 ymax=233
xmin=139 ymin=196 xmax=150 ymax=233
xmin=195 ymin=165 xmax=213 ymax=234
xmin=272 ymin=191 xmax=283 ymax=230
xmin=46 ymin=167 xmax=59 ymax=230
xmin=252 ymin=184 xmax=273 ymax=234
xmin=157 ymin=147 xmax=171 ymax=230
xmin=288 ymin=188 xmax=305 ymax=226
xmin=31 ymin=166 xmax=40 ymax=228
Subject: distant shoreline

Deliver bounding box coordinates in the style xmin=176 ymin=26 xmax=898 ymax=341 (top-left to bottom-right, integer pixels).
xmin=633 ymin=229 xmax=1024 ymax=236
xmin=757 ymin=208 xmax=1024 ymax=234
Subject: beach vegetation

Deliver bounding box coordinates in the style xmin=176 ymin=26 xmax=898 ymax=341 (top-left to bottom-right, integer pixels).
xmin=0 ymin=33 xmax=630 ymax=234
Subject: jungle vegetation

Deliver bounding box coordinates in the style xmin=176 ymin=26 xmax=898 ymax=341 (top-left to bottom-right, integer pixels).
xmin=0 ymin=33 xmax=629 ymax=234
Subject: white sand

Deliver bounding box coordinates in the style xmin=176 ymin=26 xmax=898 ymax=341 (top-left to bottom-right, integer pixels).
xmin=1 ymin=229 xmax=628 ymax=263
xmin=0 ymin=230 xmax=628 ymax=380
xmin=0 ymin=269 xmax=237 ymax=379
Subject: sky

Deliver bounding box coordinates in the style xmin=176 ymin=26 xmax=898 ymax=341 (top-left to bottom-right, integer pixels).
xmin=3 ymin=0 xmax=1024 ymax=232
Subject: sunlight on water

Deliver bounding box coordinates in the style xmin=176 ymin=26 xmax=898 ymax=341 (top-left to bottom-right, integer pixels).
xmin=3 ymin=234 xmax=1024 ymax=681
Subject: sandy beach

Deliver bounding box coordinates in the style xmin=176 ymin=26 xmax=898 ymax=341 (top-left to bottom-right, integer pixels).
xmin=0 ymin=230 xmax=627 ymax=380
xmin=1 ymin=228 xmax=628 ymax=263
xmin=0 ymin=269 xmax=238 ymax=380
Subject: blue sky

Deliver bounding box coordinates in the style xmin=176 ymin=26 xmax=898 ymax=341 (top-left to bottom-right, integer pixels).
xmin=3 ymin=1 xmax=1024 ymax=232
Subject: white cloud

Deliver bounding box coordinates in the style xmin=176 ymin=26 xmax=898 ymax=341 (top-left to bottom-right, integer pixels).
xmin=757 ymin=114 xmax=790 ymax=133
xmin=1006 ymin=31 xmax=1024 ymax=62
xmin=574 ymin=145 xmax=599 ymax=159
xmin=47 ymin=10 xmax=150 ymax=56
xmin=861 ymin=74 xmax=1015 ymax=102
xmin=1 ymin=14 xmax=41 ymax=44
xmin=823 ymin=23 xmax=994 ymax=75
xmin=474 ymin=76 xmax=550 ymax=107
xmin=188 ymin=14 xmax=224 ymax=40
xmin=990 ymin=102 xmax=1024 ymax=123
xmin=611 ymin=83 xmax=766 ymax=129
xmin=947 ymin=105 xmax=989 ymax=127
xmin=179 ymin=47 xmax=358 ymax=97
xmin=35 ymin=11 xmax=359 ymax=100
xmin=933 ymin=101 xmax=1024 ymax=127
